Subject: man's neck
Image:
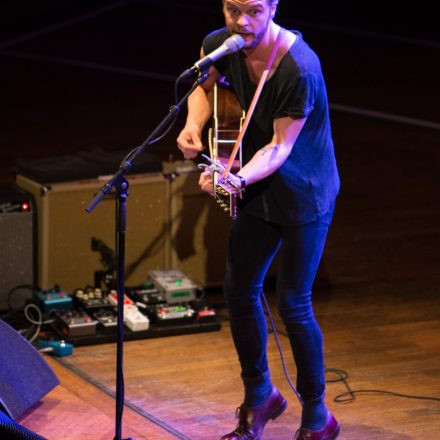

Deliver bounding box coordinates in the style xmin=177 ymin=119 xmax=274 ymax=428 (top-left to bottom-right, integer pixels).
xmin=243 ymin=22 xmax=280 ymax=61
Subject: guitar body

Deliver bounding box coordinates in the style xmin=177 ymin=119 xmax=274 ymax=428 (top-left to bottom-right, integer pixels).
xmin=208 ymin=81 xmax=245 ymax=219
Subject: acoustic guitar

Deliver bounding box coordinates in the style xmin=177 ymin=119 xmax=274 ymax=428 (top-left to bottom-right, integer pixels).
xmin=207 ymin=81 xmax=245 ymax=219
xmin=202 ymin=30 xmax=283 ymax=219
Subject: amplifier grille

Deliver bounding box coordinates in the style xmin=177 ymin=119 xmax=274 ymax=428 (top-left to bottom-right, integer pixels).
xmin=0 ymin=211 xmax=34 ymax=310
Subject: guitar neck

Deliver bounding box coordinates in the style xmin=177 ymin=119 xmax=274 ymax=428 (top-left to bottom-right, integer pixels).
xmin=210 ymin=82 xmax=245 ymax=172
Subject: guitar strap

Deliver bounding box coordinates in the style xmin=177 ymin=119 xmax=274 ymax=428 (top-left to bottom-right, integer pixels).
xmin=222 ymin=27 xmax=285 ymax=178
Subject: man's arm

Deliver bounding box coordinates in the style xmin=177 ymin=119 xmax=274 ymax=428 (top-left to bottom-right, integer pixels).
xmin=199 ymin=116 xmax=306 ymax=193
xmin=176 ymin=48 xmax=221 ymax=159
xmin=236 ymin=116 xmax=306 ymax=185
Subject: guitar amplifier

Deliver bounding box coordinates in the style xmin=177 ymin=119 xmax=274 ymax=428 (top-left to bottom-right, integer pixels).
xmin=15 ymin=172 xmax=170 ymax=293
xmin=0 ymin=185 xmax=37 ymax=311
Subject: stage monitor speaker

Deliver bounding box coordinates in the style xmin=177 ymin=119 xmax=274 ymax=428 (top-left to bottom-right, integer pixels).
xmin=0 ymin=408 xmax=48 ymax=440
xmin=0 ymin=186 xmax=36 ymax=311
xmin=0 ymin=319 xmax=59 ymax=421
xmin=15 ymin=173 xmax=170 ymax=293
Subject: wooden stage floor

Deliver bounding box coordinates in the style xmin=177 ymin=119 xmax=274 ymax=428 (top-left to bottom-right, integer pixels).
xmin=18 ymin=279 xmax=440 ymax=439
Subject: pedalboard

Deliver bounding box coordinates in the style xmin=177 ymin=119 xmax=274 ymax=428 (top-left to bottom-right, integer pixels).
xmin=28 ymin=269 xmax=220 ymax=344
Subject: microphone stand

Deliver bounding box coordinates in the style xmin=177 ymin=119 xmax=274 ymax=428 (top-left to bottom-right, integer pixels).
xmin=85 ymin=71 xmax=208 ymax=440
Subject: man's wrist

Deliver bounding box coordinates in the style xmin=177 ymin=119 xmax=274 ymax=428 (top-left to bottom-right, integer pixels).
xmin=236 ymin=174 xmax=247 ymax=190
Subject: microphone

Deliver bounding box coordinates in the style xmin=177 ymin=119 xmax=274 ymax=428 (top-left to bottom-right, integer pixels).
xmin=181 ymin=34 xmax=245 ymax=79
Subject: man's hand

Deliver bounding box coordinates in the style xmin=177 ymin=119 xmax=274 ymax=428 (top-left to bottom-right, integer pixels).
xmin=221 ymin=172 xmax=242 ymax=191
xmin=198 ymin=170 xmax=215 ymax=196
xmin=176 ymin=125 xmax=204 ymax=159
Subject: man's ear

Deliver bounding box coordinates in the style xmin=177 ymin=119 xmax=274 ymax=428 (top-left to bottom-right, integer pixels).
xmin=270 ymin=2 xmax=278 ymax=18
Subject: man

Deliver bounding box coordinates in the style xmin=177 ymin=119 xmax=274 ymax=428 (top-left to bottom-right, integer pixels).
xmin=177 ymin=1 xmax=340 ymax=439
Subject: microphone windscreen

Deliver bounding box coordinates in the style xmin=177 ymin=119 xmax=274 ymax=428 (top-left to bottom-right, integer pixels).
xmin=225 ymin=34 xmax=245 ymax=52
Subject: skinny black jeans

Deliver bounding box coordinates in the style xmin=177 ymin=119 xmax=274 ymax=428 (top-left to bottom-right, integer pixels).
xmin=224 ymin=204 xmax=335 ymax=403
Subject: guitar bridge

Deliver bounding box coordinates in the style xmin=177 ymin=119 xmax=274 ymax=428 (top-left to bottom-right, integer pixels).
xmin=214 ymin=180 xmax=240 ymax=220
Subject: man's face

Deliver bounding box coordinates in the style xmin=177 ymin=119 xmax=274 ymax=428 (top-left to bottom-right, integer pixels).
xmin=223 ymin=0 xmax=275 ymax=49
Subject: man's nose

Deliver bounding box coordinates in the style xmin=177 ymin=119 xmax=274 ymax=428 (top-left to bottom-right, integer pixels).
xmin=236 ymin=14 xmax=250 ymax=28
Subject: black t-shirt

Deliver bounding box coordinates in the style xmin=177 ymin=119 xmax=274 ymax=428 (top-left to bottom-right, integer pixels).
xmin=203 ymin=27 xmax=340 ymax=225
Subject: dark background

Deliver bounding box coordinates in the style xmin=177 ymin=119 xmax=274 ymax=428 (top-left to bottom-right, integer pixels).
xmin=1 ymin=0 xmax=439 ymax=179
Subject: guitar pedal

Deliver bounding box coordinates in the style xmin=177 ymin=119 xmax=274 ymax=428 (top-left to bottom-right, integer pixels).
xmin=152 ymin=304 xmax=195 ymax=326
xmin=74 ymin=288 xmax=114 ymax=312
xmin=147 ymin=269 xmax=197 ymax=304
xmin=33 ymin=287 xmax=72 ymax=313
xmin=107 ymin=290 xmax=149 ymax=331
xmin=93 ymin=308 xmax=118 ymax=332
xmin=55 ymin=309 xmax=98 ymax=337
